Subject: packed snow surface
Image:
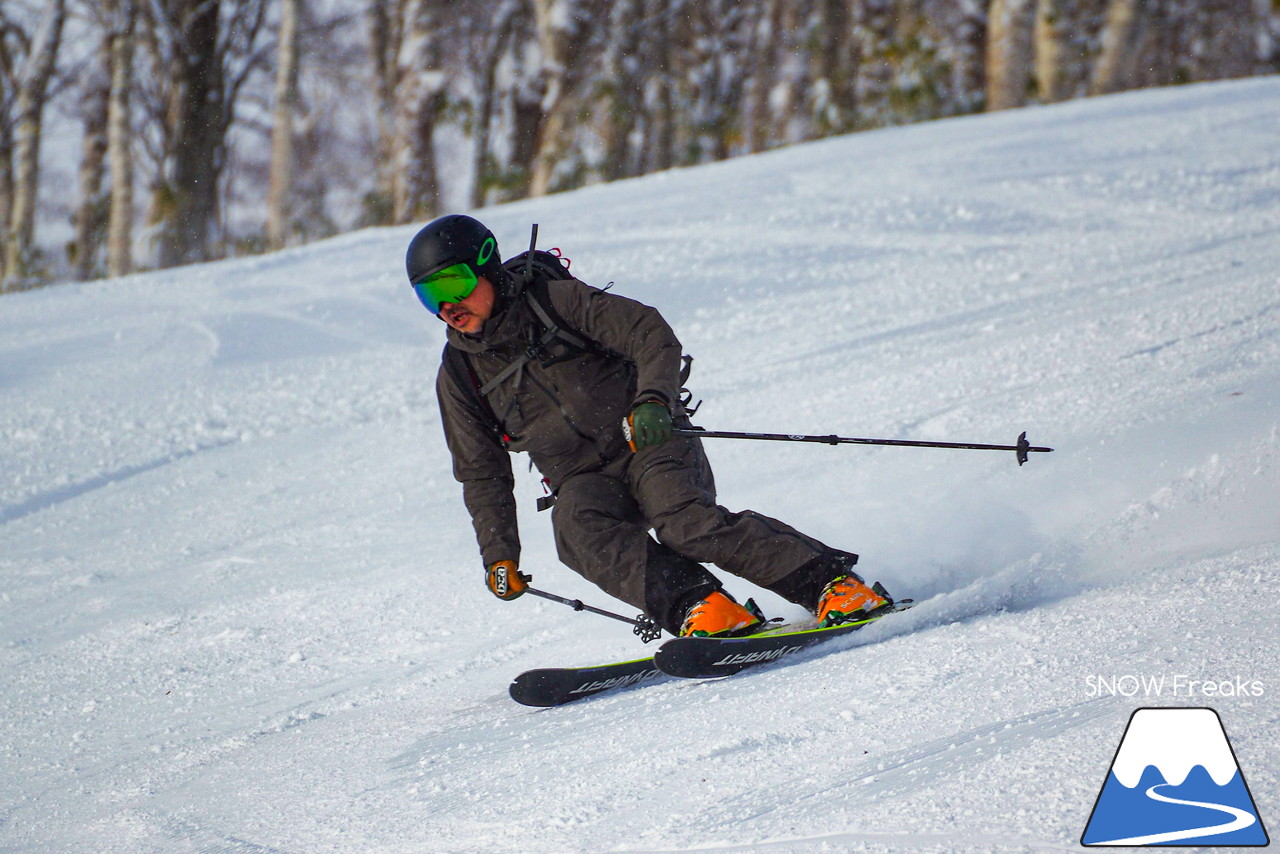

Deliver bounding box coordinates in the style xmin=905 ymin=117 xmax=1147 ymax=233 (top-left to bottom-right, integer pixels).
xmin=3 ymin=78 xmax=1279 ymax=853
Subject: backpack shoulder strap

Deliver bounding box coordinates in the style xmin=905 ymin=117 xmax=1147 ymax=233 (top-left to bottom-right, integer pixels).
xmin=501 ymin=244 xmax=618 ymax=360
xmin=442 ymin=343 xmax=505 ymax=442
xmin=523 ymin=277 xmax=596 ymax=355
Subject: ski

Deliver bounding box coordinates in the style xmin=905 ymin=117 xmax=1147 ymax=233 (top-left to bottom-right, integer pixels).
xmin=653 ymin=598 xmax=915 ymax=679
xmin=510 ymin=589 xmax=915 ymax=705
xmin=509 ymin=655 xmax=666 ymax=707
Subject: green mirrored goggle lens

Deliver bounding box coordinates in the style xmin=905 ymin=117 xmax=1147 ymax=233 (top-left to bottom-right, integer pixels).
xmin=413 ymin=263 xmax=478 ymax=314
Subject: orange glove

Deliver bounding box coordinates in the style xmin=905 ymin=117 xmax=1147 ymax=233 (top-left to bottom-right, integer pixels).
xmin=485 ymin=560 xmax=530 ymax=601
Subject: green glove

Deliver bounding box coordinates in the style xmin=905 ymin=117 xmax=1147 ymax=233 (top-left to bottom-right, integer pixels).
xmin=626 ymin=401 xmax=672 ymax=451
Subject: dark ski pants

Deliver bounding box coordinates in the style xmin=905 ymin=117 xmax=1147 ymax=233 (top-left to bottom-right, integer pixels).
xmin=551 ymin=433 xmax=841 ymax=634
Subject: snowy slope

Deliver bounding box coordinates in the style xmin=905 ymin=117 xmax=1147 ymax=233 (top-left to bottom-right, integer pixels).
xmin=3 ymin=77 xmax=1279 ymax=853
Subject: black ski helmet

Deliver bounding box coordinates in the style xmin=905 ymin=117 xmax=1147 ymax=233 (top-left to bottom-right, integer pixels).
xmin=405 ymin=214 xmax=504 ymax=287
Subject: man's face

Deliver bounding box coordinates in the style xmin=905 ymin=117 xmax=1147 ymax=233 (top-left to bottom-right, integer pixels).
xmin=439 ymin=276 xmax=496 ymax=334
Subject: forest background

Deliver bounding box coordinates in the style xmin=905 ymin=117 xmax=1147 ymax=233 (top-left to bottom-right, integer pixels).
xmin=1 ymin=0 xmax=1276 ymax=292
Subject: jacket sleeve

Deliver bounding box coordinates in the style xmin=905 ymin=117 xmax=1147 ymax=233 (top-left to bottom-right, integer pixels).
xmin=547 ymin=278 xmax=684 ymax=408
xmin=436 ymin=362 xmax=520 ymax=566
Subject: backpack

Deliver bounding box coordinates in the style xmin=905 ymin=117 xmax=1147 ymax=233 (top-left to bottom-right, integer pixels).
xmin=441 ymin=239 xmax=698 ymax=470
xmin=440 ymin=247 xmax=621 ymax=447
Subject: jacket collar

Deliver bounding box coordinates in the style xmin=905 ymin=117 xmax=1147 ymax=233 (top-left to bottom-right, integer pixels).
xmin=445 ymin=292 xmax=527 ymax=354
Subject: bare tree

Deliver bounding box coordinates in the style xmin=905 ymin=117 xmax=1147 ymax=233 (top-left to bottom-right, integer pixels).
xmin=143 ymin=0 xmax=268 ymax=269
xmin=640 ymin=0 xmax=678 ymax=174
xmin=2 ymin=0 xmax=66 ymax=290
xmin=1088 ymin=0 xmax=1151 ymax=95
xmin=854 ymin=0 xmax=905 ymax=126
xmin=106 ymin=0 xmax=136 ymax=278
xmin=813 ymin=0 xmax=860 ymax=137
xmin=365 ymin=0 xmax=410 ymax=225
xmin=286 ymin=7 xmax=364 ymax=242
xmin=1 ymin=10 xmax=22 ymax=283
xmin=986 ymin=0 xmax=1035 ymax=109
xmin=71 ymin=40 xmax=111 ymax=281
xmin=951 ymin=0 xmax=989 ymax=111
xmin=597 ymin=0 xmax=645 ymax=180
xmin=1034 ymin=0 xmax=1075 ymax=101
xmin=266 ymin=0 xmax=301 ymax=249
xmin=743 ymin=0 xmax=784 ymax=153
xmin=1034 ymin=0 xmax=1106 ymax=102
xmin=685 ymin=0 xmax=754 ymax=160
xmin=6 ymin=0 xmax=1280 ymax=288
xmin=464 ymin=0 xmax=521 ymax=207
xmin=507 ymin=36 xmax=547 ymax=200
xmin=528 ymin=0 xmax=578 ymax=196
xmin=391 ymin=0 xmax=455 ymax=223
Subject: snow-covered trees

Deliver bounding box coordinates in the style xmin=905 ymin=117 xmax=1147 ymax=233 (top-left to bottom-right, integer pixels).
xmin=3 ymin=0 xmax=1277 ymax=287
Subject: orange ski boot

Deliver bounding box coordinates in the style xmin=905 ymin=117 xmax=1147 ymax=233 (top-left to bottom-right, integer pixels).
xmin=680 ymin=591 xmax=765 ymax=638
xmin=816 ymin=575 xmax=892 ymax=627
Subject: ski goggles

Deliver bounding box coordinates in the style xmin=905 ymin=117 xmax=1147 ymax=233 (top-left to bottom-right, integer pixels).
xmin=412 ymin=262 xmax=478 ymax=315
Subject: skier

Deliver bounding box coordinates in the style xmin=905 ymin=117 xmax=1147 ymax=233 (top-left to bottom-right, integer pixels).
xmin=411 ymin=214 xmax=895 ymax=638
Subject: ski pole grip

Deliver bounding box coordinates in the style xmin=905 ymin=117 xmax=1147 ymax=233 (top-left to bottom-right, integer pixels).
xmin=486 ymin=560 xmax=529 ymax=600
xmin=622 ymin=414 xmax=638 ymax=453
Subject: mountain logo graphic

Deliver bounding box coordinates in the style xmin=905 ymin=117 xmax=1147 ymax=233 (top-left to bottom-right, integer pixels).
xmin=1082 ymin=707 xmax=1269 ymax=847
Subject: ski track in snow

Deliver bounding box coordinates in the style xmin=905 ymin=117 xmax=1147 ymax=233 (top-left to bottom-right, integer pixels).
xmin=3 ymin=78 xmax=1280 ymax=853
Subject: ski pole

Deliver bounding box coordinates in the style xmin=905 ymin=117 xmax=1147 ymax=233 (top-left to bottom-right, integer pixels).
xmin=673 ymin=427 xmax=1053 ymax=466
xmin=525 ymin=585 xmax=663 ymax=642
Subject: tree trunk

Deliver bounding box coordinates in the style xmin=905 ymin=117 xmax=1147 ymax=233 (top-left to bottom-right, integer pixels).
xmin=743 ymin=0 xmax=780 ymax=153
xmin=690 ymin=1 xmax=751 ymax=160
xmin=4 ymin=0 xmax=66 ymax=289
xmin=393 ymin=83 xmax=447 ymax=223
xmin=392 ymin=0 xmax=448 ymax=223
xmin=503 ymin=2 xmax=548 ymax=200
xmin=815 ymin=0 xmax=859 ymax=135
xmin=856 ymin=0 xmax=900 ymax=125
xmin=986 ymin=0 xmax=1036 ymax=110
xmin=771 ymin=0 xmax=804 ymax=147
xmin=643 ymin=0 xmax=677 ymax=173
xmin=470 ymin=2 xmax=519 ymax=207
xmin=1088 ymin=0 xmax=1151 ymax=95
xmin=0 ymin=104 xmax=14 ymax=285
xmin=153 ymin=0 xmax=228 ymax=269
xmin=367 ymin=0 xmax=404 ymax=224
xmin=1034 ymin=0 xmax=1073 ymax=101
xmin=267 ymin=0 xmax=302 ymax=249
xmin=106 ymin=0 xmax=136 ymax=278
xmin=955 ymin=0 xmax=990 ymax=110
xmin=524 ymin=0 xmax=593 ymax=195
xmin=509 ymin=82 xmax=546 ymax=200
xmin=529 ymin=0 xmax=570 ymax=194
xmin=598 ymin=0 xmax=643 ymax=181
xmin=72 ymin=53 xmax=111 ymax=281
xmin=1034 ymin=0 xmax=1107 ymax=101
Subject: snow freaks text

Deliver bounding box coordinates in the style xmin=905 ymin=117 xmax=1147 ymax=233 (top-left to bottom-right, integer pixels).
xmin=1086 ymin=674 xmax=1265 ymax=699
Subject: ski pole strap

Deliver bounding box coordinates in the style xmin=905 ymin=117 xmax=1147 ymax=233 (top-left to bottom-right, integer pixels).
xmin=673 ymin=427 xmax=1053 ymax=466
xmin=524 ymin=586 xmax=663 ymax=642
